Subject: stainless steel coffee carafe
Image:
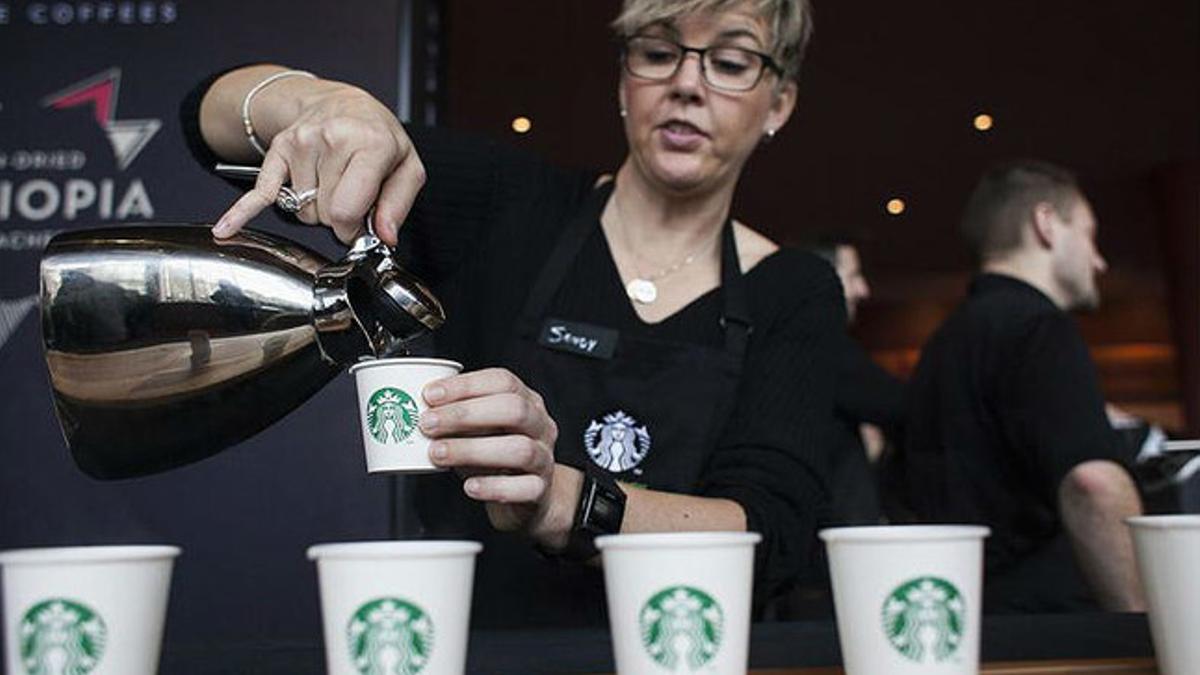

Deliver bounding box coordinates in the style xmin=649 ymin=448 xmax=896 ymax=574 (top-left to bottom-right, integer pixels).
xmin=39 ymin=224 xmax=444 ymax=479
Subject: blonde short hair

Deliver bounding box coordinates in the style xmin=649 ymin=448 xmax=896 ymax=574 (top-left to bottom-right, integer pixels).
xmin=612 ymin=0 xmax=814 ymax=81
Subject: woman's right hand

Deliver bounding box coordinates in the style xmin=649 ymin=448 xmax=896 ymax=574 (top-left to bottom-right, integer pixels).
xmin=212 ymin=81 xmax=424 ymax=246
xmin=420 ymin=368 xmax=577 ymax=549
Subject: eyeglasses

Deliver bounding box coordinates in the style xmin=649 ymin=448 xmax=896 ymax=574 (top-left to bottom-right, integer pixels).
xmin=622 ymin=35 xmax=782 ymax=92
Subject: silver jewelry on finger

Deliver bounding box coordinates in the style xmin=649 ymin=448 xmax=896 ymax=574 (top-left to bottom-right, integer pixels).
xmin=275 ymin=186 xmax=317 ymax=213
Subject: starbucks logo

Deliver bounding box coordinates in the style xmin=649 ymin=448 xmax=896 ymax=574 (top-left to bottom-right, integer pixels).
xmin=882 ymin=576 xmax=965 ymax=663
xmin=366 ymin=388 xmax=420 ymax=445
xmin=347 ymin=597 xmax=434 ymax=675
xmin=19 ymin=598 xmax=107 ymax=675
xmin=639 ymin=585 xmax=723 ymax=671
xmin=583 ymin=410 xmax=651 ymax=473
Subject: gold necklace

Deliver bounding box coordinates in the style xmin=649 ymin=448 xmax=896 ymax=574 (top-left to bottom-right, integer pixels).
xmin=611 ymin=192 xmax=719 ymax=305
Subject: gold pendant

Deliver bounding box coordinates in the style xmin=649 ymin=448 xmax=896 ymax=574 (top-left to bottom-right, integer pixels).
xmin=626 ymin=278 xmax=658 ymax=304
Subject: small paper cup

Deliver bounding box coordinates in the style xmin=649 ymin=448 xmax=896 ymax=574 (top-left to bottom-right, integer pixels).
xmin=1 ymin=545 xmax=180 ymax=675
xmin=1127 ymin=515 xmax=1200 ymax=675
xmin=349 ymin=357 xmax=462 ymax=473
xmin=308 ymin=540 xmax=482 ymax=675
xmin=597 ymin=532 xmax=760 ymax=675
xmin=820 ymin=525 xmax=989 ymax=675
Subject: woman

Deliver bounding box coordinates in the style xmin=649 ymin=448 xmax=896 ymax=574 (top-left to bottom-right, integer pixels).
xmin=192 ymin=0 xmax=841 ymax=626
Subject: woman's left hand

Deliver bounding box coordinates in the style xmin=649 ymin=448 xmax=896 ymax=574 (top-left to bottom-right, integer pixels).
xmin=422 ymin=368 xmax=579 ymax=549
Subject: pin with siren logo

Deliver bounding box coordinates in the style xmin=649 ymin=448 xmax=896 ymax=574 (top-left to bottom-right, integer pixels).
xmin=639 ymin=586 xmax=723 ymax=671
xmin=881 ymin=576 xmax=966 ymax=663
xmin=20 ymin=598 xmax=107 ymax=675
xmin=583 ymin=410 xmax=651 ymax=473
xmin=366 ymin=388 xmax=420 ymax=444
xmin=347 ymin=597 xmax=434 ymax=675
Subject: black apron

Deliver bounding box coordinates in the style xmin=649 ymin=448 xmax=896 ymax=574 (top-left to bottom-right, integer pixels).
xmin=416 ymin=183 xmax=754 ymax=627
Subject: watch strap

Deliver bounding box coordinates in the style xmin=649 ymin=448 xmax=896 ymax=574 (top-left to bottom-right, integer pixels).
xmin=557 ymin=469 xmax=627 ymax=561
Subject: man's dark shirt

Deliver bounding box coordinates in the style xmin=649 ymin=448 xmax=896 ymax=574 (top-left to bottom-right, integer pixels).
xmin=895 ymin=273 xmax=1127 ymax=612
xmin=829 ymin=336 xmax=905 ymax=525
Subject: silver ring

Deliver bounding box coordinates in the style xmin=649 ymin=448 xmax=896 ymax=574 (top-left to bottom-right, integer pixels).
xmin=275 ymin=186 xmax=317 ymax=213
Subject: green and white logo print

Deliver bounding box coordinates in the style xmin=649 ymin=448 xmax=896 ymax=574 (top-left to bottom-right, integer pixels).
xmin=639 ymin=586 xmax=723 ymax=671
xmin=366 ymin=388 xmax=420 ymax=445
xmin=19 ymin=598 xmax=107 ymax=675
xmin=347 ymin=597 xmax=434 ymax=675
xmin=882 ymin=576 xmax=965 ymax=663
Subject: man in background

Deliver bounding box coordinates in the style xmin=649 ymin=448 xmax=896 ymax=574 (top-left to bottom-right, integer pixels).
xmin=893 ymin=160 xmax=1145 ymax=612
xmin=811 ymin=237 xmax=905 ymax=525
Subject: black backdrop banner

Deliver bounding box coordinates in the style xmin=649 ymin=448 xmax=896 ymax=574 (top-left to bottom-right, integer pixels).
xmin=0 ymin=0 xmax=408 ymax=647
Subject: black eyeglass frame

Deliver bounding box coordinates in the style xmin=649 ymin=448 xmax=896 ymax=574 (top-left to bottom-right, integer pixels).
xmin=620 ymin=35 xmax=784 ymax=92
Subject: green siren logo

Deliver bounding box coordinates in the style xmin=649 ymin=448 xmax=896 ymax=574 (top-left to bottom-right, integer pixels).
xmin=366 ymin=388 xmax=420 ymax=445
xmin=19 ymin=598 xmax=107 ymax=675
xmin=882 ymin=576 xmax=966 ymax=663
xmin=347 ymin=597 xmax=434 ymax=675
xmin=639 ymin=586 xmax=723 ymax=671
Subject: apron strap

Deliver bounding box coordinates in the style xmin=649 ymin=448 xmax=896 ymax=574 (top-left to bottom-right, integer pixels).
xmin=717 ymin=219 xmax=752 ymax=360
xmin=518 ymin=182 xmax=614 ymax=329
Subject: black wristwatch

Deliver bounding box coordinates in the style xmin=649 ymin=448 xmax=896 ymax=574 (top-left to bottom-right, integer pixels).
xmin=558 ymin=469 xmax=626 ymax=561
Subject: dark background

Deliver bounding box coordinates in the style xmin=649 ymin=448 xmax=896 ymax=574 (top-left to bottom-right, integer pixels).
xmin=436 ymin=0 xmax=1200 ymax=433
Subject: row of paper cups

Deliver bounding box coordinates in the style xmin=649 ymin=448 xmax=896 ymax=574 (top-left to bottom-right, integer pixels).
xmin=0 ymin=533 xmax=757 ymax=675
xmin=4 ymin=516 xmax=1199 ymax=674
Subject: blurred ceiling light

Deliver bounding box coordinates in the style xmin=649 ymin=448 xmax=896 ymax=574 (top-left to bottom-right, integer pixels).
xmin=973 ymin=113 xmax=994 ymax=131
xmin=511 ymin=116 xmax=532 ymax=134
xmin=886 ymin=198 xmax=906 ymax=215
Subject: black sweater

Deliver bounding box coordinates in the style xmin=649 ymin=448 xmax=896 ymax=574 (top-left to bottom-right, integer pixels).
xmin=400 ymin=126 xmax=843 ymax=624
xmin=184 ymin=95 xmax=844 ymax=626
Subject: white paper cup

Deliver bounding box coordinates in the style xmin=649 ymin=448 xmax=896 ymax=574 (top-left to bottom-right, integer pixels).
xmin=308 ymin=540 xmax=482 ymax=675
xmin=0 ymin=545 xmax=180 ymax=675
xmin=348 ymin=357 xmax=463 ymax=474
xmin=597 ymin=532 xmax=760 ymax=675
xmin=1127 ymin=515 xmax=1200 ymax=675
xmin=820 ymin=525 xmax=989 ymax=675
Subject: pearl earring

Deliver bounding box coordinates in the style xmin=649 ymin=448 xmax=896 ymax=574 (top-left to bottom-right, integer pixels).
xmin=765 ymin=128 xmax=776 ymax=139
xmin=620 ymin=108 xmax=628 ymax=118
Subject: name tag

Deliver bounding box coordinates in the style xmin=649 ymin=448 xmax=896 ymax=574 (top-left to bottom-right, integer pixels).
xmin=538 ymin=318 xmax=617 ymax=360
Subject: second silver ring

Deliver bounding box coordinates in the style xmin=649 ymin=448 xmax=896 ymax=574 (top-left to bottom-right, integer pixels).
xmin=276 ymin=186 xmax=318 ymax=213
